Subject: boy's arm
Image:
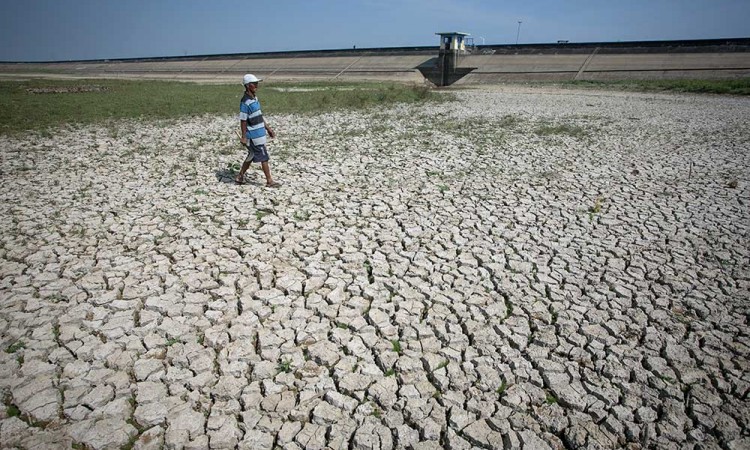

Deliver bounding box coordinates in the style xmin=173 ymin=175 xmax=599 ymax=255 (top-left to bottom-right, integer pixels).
xmin=264 ymin=119 xmax=275 ymax=139
xmin=240 ymin=120 xmax=248 ymax=145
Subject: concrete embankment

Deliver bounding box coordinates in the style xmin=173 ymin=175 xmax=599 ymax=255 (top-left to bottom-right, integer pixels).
xmin=1 ymin=38 xmax=748 ymax=84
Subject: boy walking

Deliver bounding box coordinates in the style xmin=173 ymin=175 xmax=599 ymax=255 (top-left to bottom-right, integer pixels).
xmin=235 ymin=73 xmax=280 ymax=187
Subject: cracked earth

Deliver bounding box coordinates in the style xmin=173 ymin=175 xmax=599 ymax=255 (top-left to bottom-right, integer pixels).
xmin=0 ymin=86 xmax=748 ymax=449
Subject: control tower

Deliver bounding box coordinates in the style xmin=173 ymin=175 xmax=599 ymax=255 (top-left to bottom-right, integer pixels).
xmin=433 ymin=32 xmax=474 ymax=86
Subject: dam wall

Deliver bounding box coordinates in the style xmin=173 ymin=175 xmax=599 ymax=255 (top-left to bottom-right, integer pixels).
xmin=1 ymin=38 xmax=748 ymax=85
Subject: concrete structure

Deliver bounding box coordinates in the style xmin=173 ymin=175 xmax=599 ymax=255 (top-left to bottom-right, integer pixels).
xmin=424 ymin=32 xmax=475 ymax=86
xmin=1 ymin=38 xmax=748 ymax=85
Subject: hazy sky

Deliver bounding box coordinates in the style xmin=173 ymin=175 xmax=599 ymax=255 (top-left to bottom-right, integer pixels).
xmin=1 ymin=0 xmax=749 ymax=61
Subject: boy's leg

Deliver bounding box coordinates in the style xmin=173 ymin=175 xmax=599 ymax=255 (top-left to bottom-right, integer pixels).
xmin=235 ymin=161 xmax=251 ymax=183
xmin=261 ymin=161 xmax=274 ymax=185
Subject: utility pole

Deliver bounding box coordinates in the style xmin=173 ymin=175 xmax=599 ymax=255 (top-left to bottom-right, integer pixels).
xmin=516 ymin=21 xmax=522 ymax=45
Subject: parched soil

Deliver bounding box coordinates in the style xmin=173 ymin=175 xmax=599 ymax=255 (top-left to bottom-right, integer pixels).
xmin=0 ymin=86 xmax=748 ymax=449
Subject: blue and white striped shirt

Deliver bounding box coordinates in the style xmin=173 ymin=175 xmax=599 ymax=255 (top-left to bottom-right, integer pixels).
xmin=239 ymin=94 xmax=267 ymax=146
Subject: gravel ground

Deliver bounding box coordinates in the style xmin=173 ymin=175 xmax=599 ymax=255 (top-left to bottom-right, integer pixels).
xmin=0 ymin=86 xmax=748 ymax=449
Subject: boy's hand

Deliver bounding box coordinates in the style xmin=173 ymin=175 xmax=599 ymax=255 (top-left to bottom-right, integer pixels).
xmin=267 ymin=127 xmax=276 ymax=139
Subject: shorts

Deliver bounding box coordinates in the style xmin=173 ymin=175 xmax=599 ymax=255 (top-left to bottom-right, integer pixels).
xmin=244 ymin=140 xmax=269 ymax=163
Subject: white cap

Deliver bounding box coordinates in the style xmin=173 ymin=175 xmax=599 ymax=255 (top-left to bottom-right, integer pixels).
xmin=242 ymin=74 xmax=262 ymax=85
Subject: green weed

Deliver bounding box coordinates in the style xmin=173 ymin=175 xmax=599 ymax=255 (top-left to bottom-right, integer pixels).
xmin=6 ymin=403 xmax=21 ymax=417
xmin=255 ymin=209 xmax=274 ymax=220
xmin=277 ymin=358 xmax=292 ymax=374
xmin=5 ymin=341 xmax=25 ymax=353
xmin=293 ymin=210 xmax=310 ymax=221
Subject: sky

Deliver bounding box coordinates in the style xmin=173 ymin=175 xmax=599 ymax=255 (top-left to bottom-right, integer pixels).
xmin=1 ymin=0 xmax=749 ymax=62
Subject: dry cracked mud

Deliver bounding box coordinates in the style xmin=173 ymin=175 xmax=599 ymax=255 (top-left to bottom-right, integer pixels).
xmin=0 ymin=86 xmax=748 ymax=449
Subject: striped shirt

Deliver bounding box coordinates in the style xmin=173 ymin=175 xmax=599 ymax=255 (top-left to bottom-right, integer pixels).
xmin=239 ymin=93 xmax=267 ymax=146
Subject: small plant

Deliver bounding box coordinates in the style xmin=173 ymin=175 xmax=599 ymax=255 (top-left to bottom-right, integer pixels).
xmin=277 ymin=358 xmax=292 ymax=374
xmin=126 ymin=417 xmax=144 ymax=433
xmin=391 ymin=339 xmax=402 ymax=354
xmin=5 ymin=341 xmax=25 ymax=353
xmin=165 ymin=338 xmax=179 ymax=347
xmin=434 ymin=360 xmax=449 ymax=371
xmin=384 ymin=368 xmax=395 ymax=377
xmin=438 ymin=185 xmax=449 ymax=193
xmin=545 ymin=392 xmax=558 ymax=404
xmin=6 ymin=403 xmax=21 ymax=417
xmin=293 ymin=210 xmax=310 ymax=221
xmin=658 ymin=374 xmax=675 ymax=384
xmin=589 ymin=196 xmax=604 ymax=214
xmin=255 ymin=209 xmax=273 ymax=221
xmin=496 ymin=380 xmax=507 ymax=396
xmin=194 ymin=189 xmax=208 ymax=195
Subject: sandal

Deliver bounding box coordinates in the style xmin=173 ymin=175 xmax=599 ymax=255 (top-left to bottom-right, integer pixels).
xmin=266 ymin=181 xmax=282 ymax=188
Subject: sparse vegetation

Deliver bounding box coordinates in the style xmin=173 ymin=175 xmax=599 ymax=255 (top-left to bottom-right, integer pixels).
xmin=535 ymin=122 xmax=587 ymax=139
xmin=0 ymin=79 xmax=453 ymax=135
xmin=566 ymin=78 xmax=750 ymax=95
xmin=496 ymin=379 xmax=507 ymax=396
xmin=499 ymin=114 xmax=523 ymax=128
xmin=588 ymin=196 xmax=605 ymax=220
xmin=589 ymin=196 xmax=604 ymax=214
xmin=293 ymin=209 xmax=311 ymax=221
xmin=5 ymin=402 xmax=21 ymax=417
xmin=255 ymin=209 xmax=274 ymax=221
xmin=277 ymin=358 xmax=293 ymax=374
xmin=5 ymin=341 xmax=25 ymax=353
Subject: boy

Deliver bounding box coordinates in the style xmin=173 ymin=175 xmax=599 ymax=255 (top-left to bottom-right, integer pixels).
xmin=235 ymin=73 xmax=280 ymax=187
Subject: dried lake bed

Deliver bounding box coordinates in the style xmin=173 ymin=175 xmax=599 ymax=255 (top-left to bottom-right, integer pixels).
xmin=0 ymin=85 xmax=748 ymax=449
